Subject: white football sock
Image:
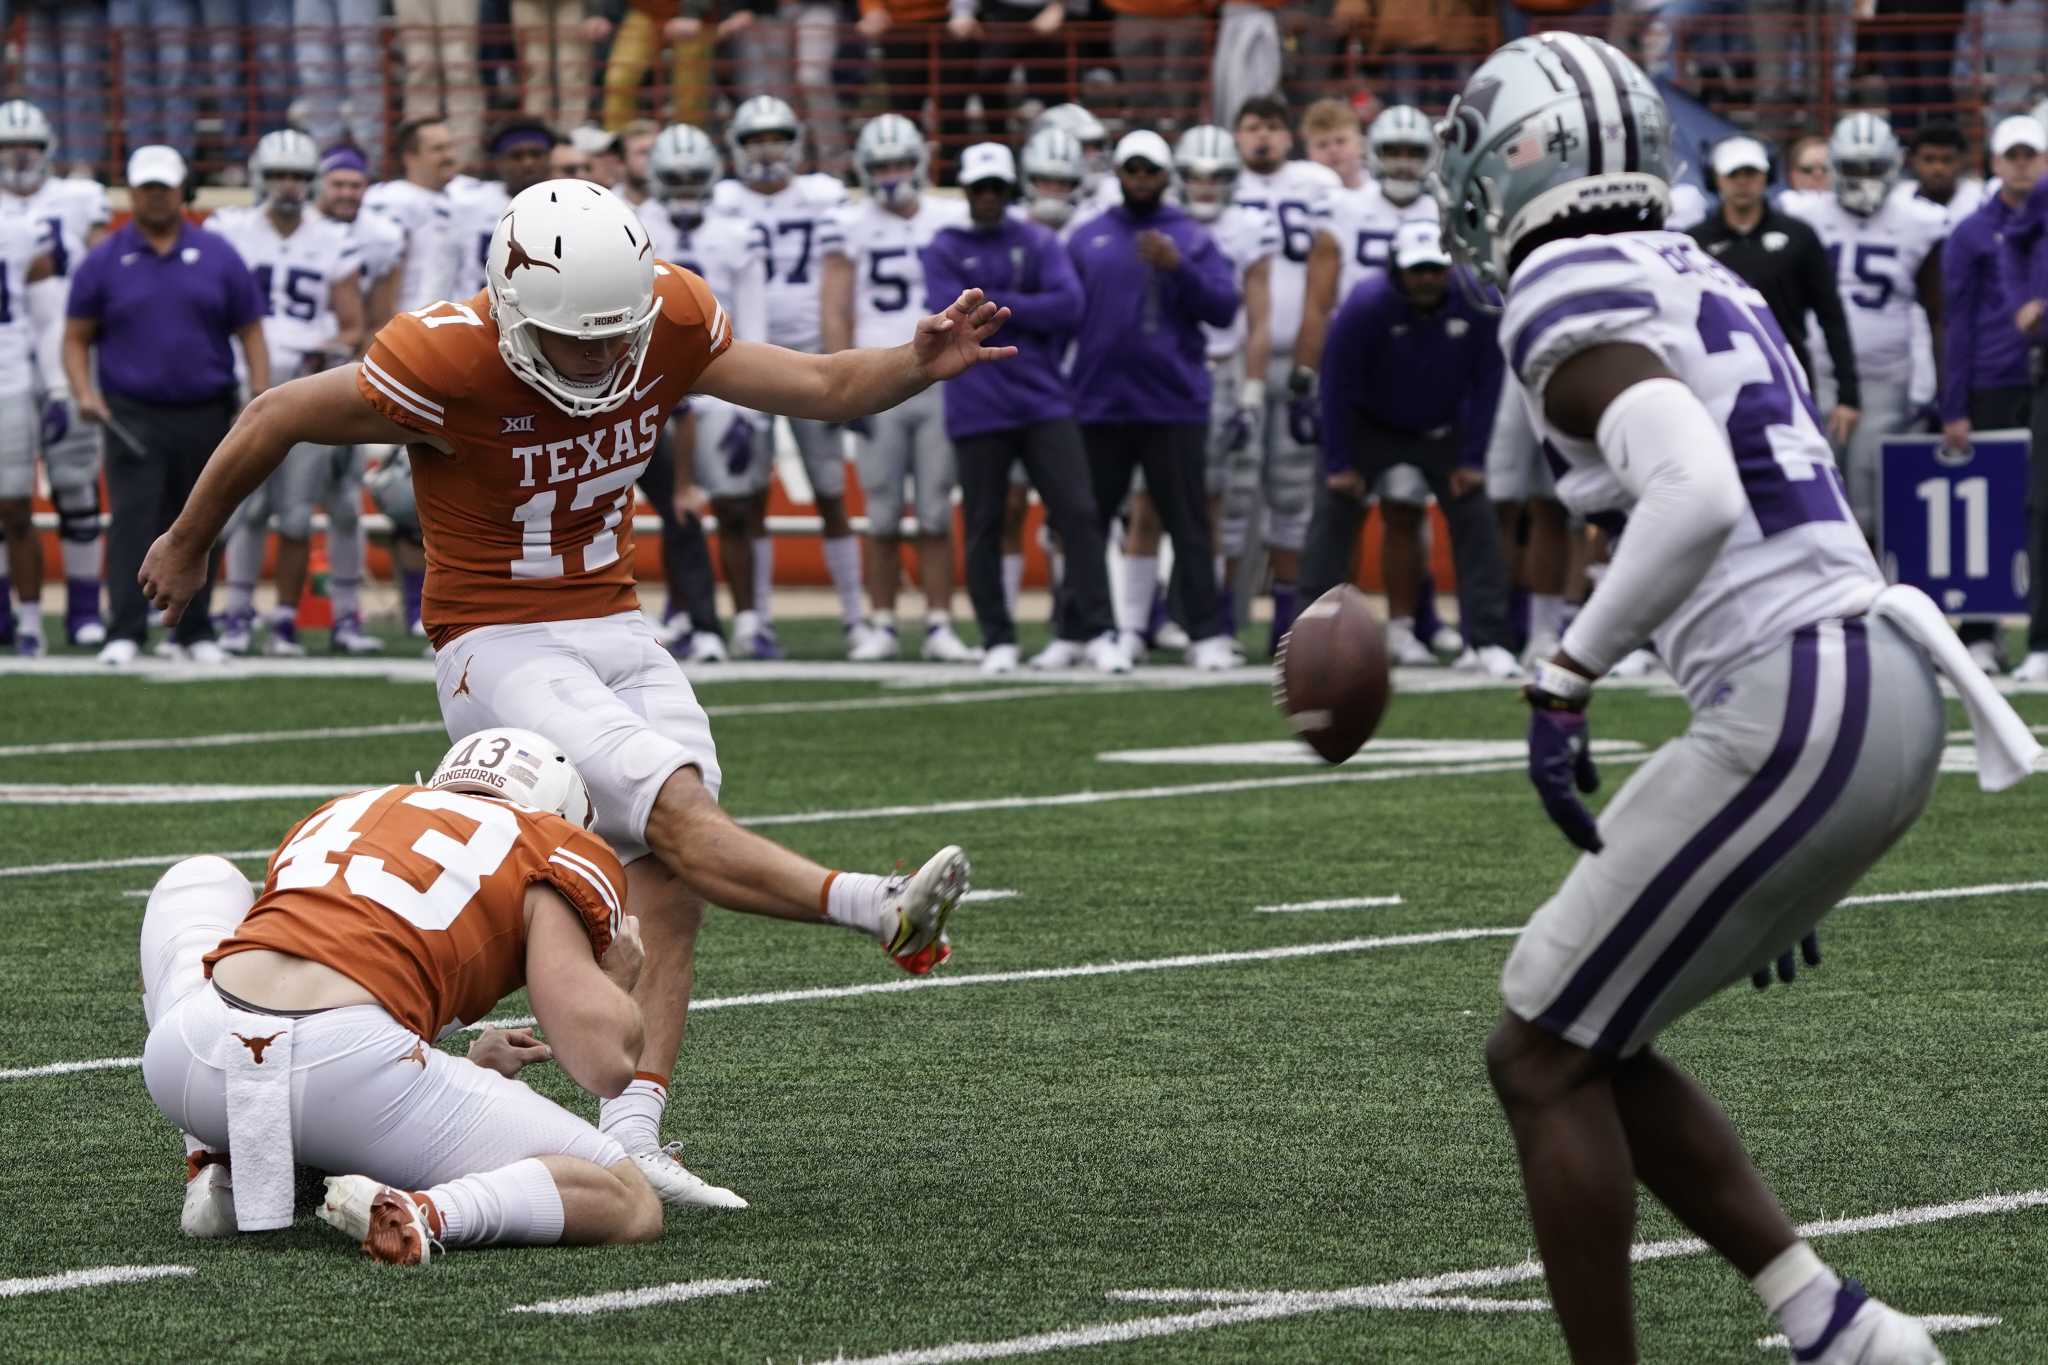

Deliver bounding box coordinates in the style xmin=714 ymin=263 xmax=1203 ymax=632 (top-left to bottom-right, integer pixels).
xmin=1753 ymin=1242 xmax=1840 ymax=1352
xmin=822 ymin=534 xmax=862 ymax=627
xmin=1119 ymin=554 xmax=1159 ymax=635
xmin=1530 ymin=592 xmax=1567 ymax=643
xmin=1001 ymin=552 xmax=1022 ymax=617
xmin=599 ymin=1073 xmax=669 ymax=1155
xmin=327 ymin=522 xmax=364 ymax=619
xmin=14 ymin=600 xmax=40 ymax=639
xmin=821 ymin=870 xmax=891 ymax=941
xmin=751 ymin=537 xmax=774 ymax=622
xmin=422 ymin=1158 xmax=564 ymax=1247
xmin=60 ymin=534 xmax=100 ymax=583
xmin=224 ymin=524 xmax=264 ymax=614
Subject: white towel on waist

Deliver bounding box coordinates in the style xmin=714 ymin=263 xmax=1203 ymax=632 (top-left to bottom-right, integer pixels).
xmin=222 ymin=1005 xmax=296 ymax=1231
xmin=1870 ymin=584 xmax=2042 ymax=792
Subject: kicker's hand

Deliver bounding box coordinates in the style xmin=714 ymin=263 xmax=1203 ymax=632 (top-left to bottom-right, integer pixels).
xmin=468 ymin=1027 xmax=553 ymax=1078
xmin=138 ymin=530 xmax=211 ymax=626
xmin=913 ymin=289 xmax=1017 ymax=383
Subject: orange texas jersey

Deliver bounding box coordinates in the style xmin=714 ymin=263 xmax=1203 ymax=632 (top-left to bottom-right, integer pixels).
xmin=205 ymin=784 xmax=627 ymax=1041
xmin=355 ymin=265 xmax=732 ymax=646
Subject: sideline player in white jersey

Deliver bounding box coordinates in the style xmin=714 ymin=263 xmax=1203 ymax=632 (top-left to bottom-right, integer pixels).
xmin=822 ymin=115 xmax=974 ymax=662
xmin=1229 ymin=94 xmax=1340 ymax=650
xmin=207 ymin=130 xmax=367 ymax=657
xmin=365 ymin=117 xmax=464 ymax=638
xmin=0 ymin=98 xmax=107 ymax=649
xmin=1440 ymin=32 xmax=2035 ymax=1365
xmin=710 ymin=95 xmax=863 ymax=658
xmin=0 ymin=197 xmax=55 ymax=654
xmin=1779 ymin=112 xmax=1946 ymax=539
xmin=1035 ymin=103 xmax=1120 ymax=220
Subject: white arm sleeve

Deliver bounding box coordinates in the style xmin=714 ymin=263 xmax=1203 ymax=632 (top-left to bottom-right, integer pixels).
xmin=1559 ymin=377 xmax=1746 ymax=676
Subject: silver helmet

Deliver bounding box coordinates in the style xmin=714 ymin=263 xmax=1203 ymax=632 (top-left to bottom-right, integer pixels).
xmin=251 ymin=128 xmax=320 ymax=218
xmin=1367 ymin=104 xmax=1437 ymax=207
xmin=0 ymin=99 xmax=54 ymax=195
xmin=650 ymin=122 xmax=722 ymax=224
xmin=854 ymin=113 xmax=928 ymax=209
xmin=1035 ymin=102 xmax=1109 ymax=194
xmin=1020 ymin=127 xmax=1086 ymax=227
xmin=727 ymin=95 xmax=802 ymax=188
xmin=1432 ymin=32 xmax=1672 ymax=284
xmin=1172 ymin=125 xmax=1239 ymax=223
xmin=1829 ymin=111 xmax=1901 ymax=217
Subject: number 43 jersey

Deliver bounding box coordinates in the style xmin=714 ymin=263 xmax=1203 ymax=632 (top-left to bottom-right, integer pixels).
xmin=205 ymin=784 xmax=626 ymax=1042
xmin=357 ymin=266 xmax=731 ymax=646
xmin=1503 ymin=230 xmax=1884 ymax=702
xmin=820 ymin=195 xmax=968 ymax=350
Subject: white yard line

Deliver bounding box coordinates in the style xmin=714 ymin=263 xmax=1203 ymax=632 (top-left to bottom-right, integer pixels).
xmin=836 ymin=1190 xmax=2048 ymax=1364
xmin=0 ymin=1265 xmax=195 ymax=1298
xmin=1253 ymin=896 xmax=1404 ymax=914
xmin=0 ymin=720 xmax=446 ymax=758
xmin=507 ymin=1278 xmax=770 ymax=1316
xmin=0 ymin=849 xmax=272 ymax=880
xmin=1755 ymin=1316 xmax=1999 ymax=1351
xmin=1838 ymin=880 xmax=2048 ymax=907
xmin=0 ymin=1056 xmax=145 ymax=1081
xmin=0 ymin=784 xmax=358 ymax=805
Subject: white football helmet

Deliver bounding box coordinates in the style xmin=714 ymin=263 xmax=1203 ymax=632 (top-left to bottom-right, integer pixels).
xmin=854 ymin=113 xmax=927 ymax=209
xmin=1173 ymin=125 xmax=1239 ymax=222
xmin=1368 ymin=105 xmax=1437 ymax=206
xmin=486 ymin=180 xmax=661 ymax=418
xmin=428 ymin=727 xmax=595 ymax=831
xmin=0 ymin=99 xmax=53 ymax=195
xmin=1020 ymin=127 xmax=1085 ymax=227
xmin=251 ymin=128 xmax=319 ymax=217
xmin=1036 ymin=103 xmax=1109 ymax=193
xmin=1829 ymin=111 xmax=1901 ymax=217
xmin=650 ymin=122 xmax=721 ymax=225
xmin=728 ymin=95 xmax=802 ymax=188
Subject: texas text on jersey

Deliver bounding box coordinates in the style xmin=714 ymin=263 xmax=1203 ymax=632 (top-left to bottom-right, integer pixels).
xmin=355 ymin=263 xmax=731 ymax=644
xmin=202 ymin=782 xmax=627 ymax=1041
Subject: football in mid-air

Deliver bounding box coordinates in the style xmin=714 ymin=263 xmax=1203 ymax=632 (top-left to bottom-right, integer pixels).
xmin=1273 ymin=585 xmax=1392 ymax=764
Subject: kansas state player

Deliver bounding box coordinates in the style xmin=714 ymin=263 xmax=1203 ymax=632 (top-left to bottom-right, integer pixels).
xmin=647 ymin=122 xmax=769 ymax=664
xmin=821 ymin=115 xmax=973 ymax=662
xmin=207 ymin=130 xmax=367 ymax=656
xmin=1034 ymin=103 xmax=1119 ymax=220
xmin=0 ymin=98 xmax=107 ymax=649
xmin=1439 ymin=32 xmax=2034 ymax=1364
xmin=1779 ymin=113 xmax=1946 ymax=538
xmin=0 ymin=201 xmax=55 ymax=654
xmin=712 ymin=96 xmax=862 ymax=658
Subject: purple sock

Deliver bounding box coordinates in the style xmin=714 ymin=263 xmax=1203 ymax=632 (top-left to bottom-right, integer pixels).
xmin=1216 ymin=585 xmax=1237 ymax=640
xmin=66 ymin=578 xmax=101 ymax=635
xmin=402 ymin=570 xmax=425 ymax=629
xmin=1412 ymin=573 xmax=1443 ymax=642
xmin=1509 ymin=586 xmax=1531 ymax=655
xmin=0 ymin=577 xmax=13 ymax=643
xmin=1268 ymin=582 xmax=1299 ymax=657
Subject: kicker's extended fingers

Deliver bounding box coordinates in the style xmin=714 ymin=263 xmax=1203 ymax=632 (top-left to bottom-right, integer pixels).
xmin=951 ymin=288 xmax=984 ymax=315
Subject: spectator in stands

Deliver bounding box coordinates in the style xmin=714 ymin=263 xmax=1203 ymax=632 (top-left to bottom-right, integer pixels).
xmin=1367 ymin=0 xmax=1492 ymax=112
xmin=62 ymin=147 xmax=266 ymax=667
xmin=200 ymin=0 xmax=293 ymax=177
xmin=921 ymin=141 xmax=1118 ymax=673
xmin=1942 ymin=115 xmax=2042 ymax=673
xmin=947 ymin=0 xmax=1076 ymax=138
xmin=1691 ymin=136 xmax=1860 ymax=441
xmin=394 ymin=0 xmax=486 ymax=167
xmin=1999 ymin=116 xmax=2048 ymax=681
xmin=507 ymin=0 xmax=601 ymax=131
xmin=1294 ymin=0 xmax=1367 ymax=100
xmin=1854 ymin=0 xmax=1965 ymax=131
xmin=108 ymin=0 xmax=201 ymax=157
xmin=1211 ymin=0 xmax=1284 ymax=139
xmin=1786 ymin=133 xmax=1831 ymax=192
xmin=1102 ymin=0 xmax=1205 ymax=134
xmin=730 ymin=1 xmax=852 ymax=175
xmin=294 ymin=0 xmax=385 ymax=175
xmin=596 ymin=1 xmax=730 ymax=130
xmin=863 ymin=0 xmax=973 ymax=167
xmin=1981 ymin=0 xmax=2048 ymax=128
xmin=21 ymin=0 xmax=107 ymax=178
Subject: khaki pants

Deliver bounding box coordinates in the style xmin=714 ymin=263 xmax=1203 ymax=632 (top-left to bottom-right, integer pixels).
xmin=512 ymin=0 xmax=592 ymax=131
xmin=393 ymin=0 xmax=484 ymax=164
xmin=601 ymin=3 xmax=713 ymax=130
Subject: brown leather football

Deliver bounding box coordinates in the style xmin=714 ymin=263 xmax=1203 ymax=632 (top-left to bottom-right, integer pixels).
xmin=1273 ymin=584 xmax=1392 ymax=764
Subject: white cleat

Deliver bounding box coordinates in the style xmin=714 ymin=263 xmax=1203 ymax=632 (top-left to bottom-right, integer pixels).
xmin=186 ymin=640 xmax=229 ymax=666
xmin=1968 ymin=639 xmax=2003 ymax=676
xmin=1455 ymin=644 xmax=1525 ymax=680
xmin=262 ymin=633 xmax=306 ymax=658
xmin=686 ymin=631 xmax=729 ymax=663
xmin=850 ymin=621 xmax=899 ymax=661
xmin=1185 ymin=634 xmax=1241 ymax=671
xmin=882 ymin=844 xmax=970 ymax=974
xmin=1430 ymin=624 xmax=1465 ymax=656
xmin=2011 ymin=650 xmax=2048 ymax=683
xmin=1607 ymin=647 xmax=1663 ymax=679
xmin=1085 ymin=630 xmax=1132 ymax=674
xmin=330 ymin=615 xmax=386 ymax=655
xmin=97 ymin=638 xmax=138 ymax=668
xmin=656 ymin=612 xmax=691 ymax=647
xmin=181 ymin=1154 xmax=237 ymax=1239
xmin=1797 ymin=1283 xmax=1946 ymax=1365
xmin=72 ymin=619 xmax=106 ymax=647
xmin=152 ymin=640 xmax=189 ymax=662
xmin=921 ymin=621 xmax=981 ymax=662
xmin=1154 ymin=620 xmax=1191 ymax=651
xmin=980 ymin=643 xmax=1019 ymax=675
xmin=1385 ymin=620 xmax=1437 ymax=667
xmin=632 ymin=1142 xmax=748 ymax=1210
xmin=1116 ymin=628 xmax=1149 ymax=664
xmin=1029 ymin=637 xmax=1084 ymax=670
xmin=318 ymin=1174 xmax=439 ymax=1265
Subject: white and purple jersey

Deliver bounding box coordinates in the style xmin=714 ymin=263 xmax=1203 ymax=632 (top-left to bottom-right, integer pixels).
xmin=665 ymin=211 xmax=768 ymax=346
xmin=1778 ymin=188 xmax=1946 ymax=388
xmin=1502 ymin=229 xmax=1884 ymax=704
xmin=1233 ymin=159 xmax=1340 ymax=356
xmin=711 ymin=173 xmax=847 ymax=351
xmin=820 ymin=196 xmax=968 ymax=350
xmin=21 ymin=176 xmax=106 ymax=280
xmin=1200 ymin=203 xmax=1277 ymax=360
xmin=204 ymin=205 xmax=362 ymax=379
xmin=362 ymin=177 xmax=460 ymax=313
xmin=449 ymin=179 xmax=509 ymax=299
xmin=1329 ymin=178 xmax=1437 ymax=301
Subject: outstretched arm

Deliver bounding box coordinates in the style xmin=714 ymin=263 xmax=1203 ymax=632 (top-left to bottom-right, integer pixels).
xmin=694 ymin=287 xmax=1015 ymax=421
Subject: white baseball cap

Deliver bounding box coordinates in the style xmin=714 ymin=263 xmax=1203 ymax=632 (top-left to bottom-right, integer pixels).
xmin=1992 ymin=115 xmax=2046 ymax=157
xmin=127 ymin=144 xmax=188 ymax=188
xmin=1392 ymin=220 xmax=1451 ymax=271
xmin=569 ymin=125 xmax=615 ymax=157
xmin=959 ymin=141 xmax=1016 ymax=187
xmin=1113 ymin=130 xmax=1172 ymax=171
xmin=1710 ymin=136 xmax=1769 ymax=178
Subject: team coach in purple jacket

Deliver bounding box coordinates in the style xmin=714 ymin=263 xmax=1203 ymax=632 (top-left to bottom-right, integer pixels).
xmin=923 ymin=142 xmax=1119 ymax=675
xmin=1067 ymin=130 xmax=1243 ymax=671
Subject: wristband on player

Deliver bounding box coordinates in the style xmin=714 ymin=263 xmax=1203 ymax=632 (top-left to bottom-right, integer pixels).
xmin=1526 ymin=659 xmax=1594 ymax=708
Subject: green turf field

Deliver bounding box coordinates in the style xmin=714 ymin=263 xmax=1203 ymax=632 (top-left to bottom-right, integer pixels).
xmin=2 ymin=624 xmax=2045 ymax=1363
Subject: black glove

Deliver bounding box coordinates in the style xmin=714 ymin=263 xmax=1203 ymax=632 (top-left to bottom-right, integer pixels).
xmin=1525 ymin=665 xmax=1602 ymax=853
xmin=1286 ymin=364 xmax=1320 ymax=446
xmin=1753 ymin=933 xmax=1821 ymax=989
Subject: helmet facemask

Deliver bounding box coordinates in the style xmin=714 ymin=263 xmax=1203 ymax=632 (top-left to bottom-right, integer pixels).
xmin=738 ymin=131 xmax=797 ymax=189
xmin=864 ymin=155 xmax=922 ymax=210
xmin=1374 ymin=144 xmax=1431 ymax=205
xmin=1833 ymin=156 xmax=1895 ymax=216
xmin=656 ymin=168 xmax=715 ymax=226
xmin=0 ymin=141 xmax=44 ymax=196
xmin=497 ymin=303 xmax=659 ymax=419
xmin=1179 ymin=169 xmax=1234 ymax=222
xmin=262 ymin=171 xmax=312 ymax=222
